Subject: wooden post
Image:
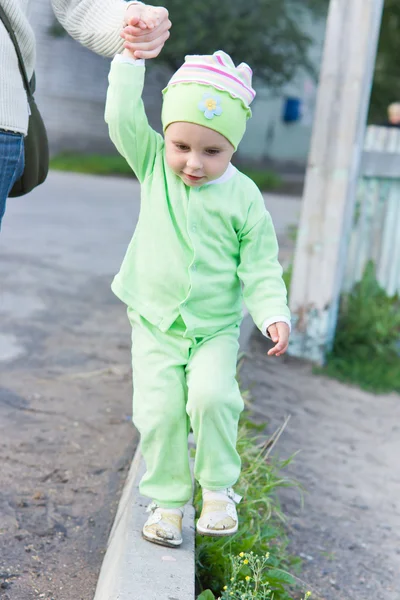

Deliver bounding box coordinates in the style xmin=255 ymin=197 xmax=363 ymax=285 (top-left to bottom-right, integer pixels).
xmin=288 ymin=0 xmax=384 ymax=364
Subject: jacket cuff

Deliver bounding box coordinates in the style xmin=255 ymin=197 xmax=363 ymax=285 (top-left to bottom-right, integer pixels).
xmin=113 ymin=54 xmax=145 ymax=66
xmin=261 ymin=316 xmax=292 ymax=339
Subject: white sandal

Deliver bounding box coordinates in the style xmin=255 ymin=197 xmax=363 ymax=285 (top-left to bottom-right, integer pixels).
xmin=196 ymin=488 xmax=242 ymax=537
xmin=142 ymin=503 xmax=184 ymax=548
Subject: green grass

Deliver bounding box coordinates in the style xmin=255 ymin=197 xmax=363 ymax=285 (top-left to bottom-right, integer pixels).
xmin=195 ymin=410 xmax=305 ymax=600
xmin=50 ymin=152 xmax=282 ymax=191
xmin=284 ymin=258 xmax=400 ymax=394
xmin=320 ymin=263 xmax=400 ymax=394
xmin=50 ymin=153 xmax=135 ymax=177
xmin=239 ymin=168 xmax=283 ymax=191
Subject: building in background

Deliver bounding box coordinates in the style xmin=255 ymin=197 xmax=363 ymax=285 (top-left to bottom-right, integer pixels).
xmin=31 ymin=0 xmax=326 ymax=169
xmin=240 ymin=15 xmax=326 ymax=170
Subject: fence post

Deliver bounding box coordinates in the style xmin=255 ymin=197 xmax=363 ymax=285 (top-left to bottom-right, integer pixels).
xmin=288 ymin=0 xmax=384 ymax=364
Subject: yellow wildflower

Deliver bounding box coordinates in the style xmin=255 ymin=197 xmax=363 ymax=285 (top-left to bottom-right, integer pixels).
xmin=239 ymin=552 xmax=245 ymax=558
xmin=243 ymin=559 xmax=249 ymax=565
xmin=245 ymin=576 xmax=251 ymax=582
xmin=223 ymin=586 xmax=228 ymax=590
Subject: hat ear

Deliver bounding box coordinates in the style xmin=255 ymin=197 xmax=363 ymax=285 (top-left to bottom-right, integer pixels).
xmin=237 ymin=62 xmax=253 ymax=88
xmin=213 ymin=50 xmax=235 ymax=69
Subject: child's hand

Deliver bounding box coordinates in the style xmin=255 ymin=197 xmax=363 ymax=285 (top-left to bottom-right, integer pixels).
xmin=122 ymin=5 xmax=170 ymax=59
xmin=267 ymin=322 xmax=290 ymax=357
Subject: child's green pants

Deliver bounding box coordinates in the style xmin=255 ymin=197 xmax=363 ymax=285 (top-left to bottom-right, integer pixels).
xmin=128 ymin=309 xmax=244 ymax=508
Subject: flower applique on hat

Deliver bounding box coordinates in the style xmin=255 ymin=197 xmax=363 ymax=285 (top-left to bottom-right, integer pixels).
xmin=198 ymin=93 xmax=223 ymax=120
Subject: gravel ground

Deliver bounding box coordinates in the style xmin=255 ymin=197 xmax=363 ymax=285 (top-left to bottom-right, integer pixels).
xmin=242 ymin=331 xmax=400 ymax=600
xmin=0 ymin=278 xmax=136 ymax=600
xmin=0 ymin=175 xmax=143 ymax=600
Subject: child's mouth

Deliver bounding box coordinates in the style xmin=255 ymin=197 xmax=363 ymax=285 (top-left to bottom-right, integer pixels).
xmin=183 ymin=173 xmax=204 ymax=183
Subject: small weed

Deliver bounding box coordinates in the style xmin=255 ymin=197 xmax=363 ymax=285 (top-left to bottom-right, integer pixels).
xmin=198 ymin=551 xmax=313 ymax=599
xmin=195 ymin=416 xmax=305 ymax=600
xmin=320 ymin=551 xmax=336 ymax=561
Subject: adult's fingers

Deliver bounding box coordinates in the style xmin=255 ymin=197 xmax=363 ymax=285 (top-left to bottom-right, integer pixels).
xmin=123 ymin=29 xmax=170 ymax=57
xmin=121 ymin=18 xmax=171 ymax=43
xmin=124 ymin=15 xmax=145 ymax=29
xmin=127 ymin=6 xmax=169 ymax=30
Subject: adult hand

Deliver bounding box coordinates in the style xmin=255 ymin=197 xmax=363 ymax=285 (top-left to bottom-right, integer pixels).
xmin=122 ymin=4 xmax=171 ymax=59
xmin=267 ymin=322 xmax=290 ymax=357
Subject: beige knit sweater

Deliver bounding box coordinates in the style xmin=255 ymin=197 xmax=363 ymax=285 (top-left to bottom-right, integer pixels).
xmin=0 ymin=0 xmax=131 ymax=135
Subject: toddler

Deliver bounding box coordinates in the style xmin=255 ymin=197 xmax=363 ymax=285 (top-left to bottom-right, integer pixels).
xmin=105 ymin=4 xmax=291 ymax=548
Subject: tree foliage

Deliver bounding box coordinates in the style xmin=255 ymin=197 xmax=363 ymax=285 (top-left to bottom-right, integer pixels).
xmin=160 ymin=0 xmax=329 ymax=87
xmin=369 ymin=0 xmax=400 ymax=123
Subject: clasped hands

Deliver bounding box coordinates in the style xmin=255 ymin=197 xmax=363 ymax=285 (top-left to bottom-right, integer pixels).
xmin=121 ymin=3 xmax=170 ymax=60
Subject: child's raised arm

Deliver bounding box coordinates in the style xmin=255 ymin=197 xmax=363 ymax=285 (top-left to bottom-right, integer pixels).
xmin=105 ymin=7 xmax=169 ymax=182
xmin=105 ymin=57 xmax=163 ymax=183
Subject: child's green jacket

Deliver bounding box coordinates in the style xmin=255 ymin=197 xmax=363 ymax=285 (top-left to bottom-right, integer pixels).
xmin=105 ymin=57 xmax=291 ymax=337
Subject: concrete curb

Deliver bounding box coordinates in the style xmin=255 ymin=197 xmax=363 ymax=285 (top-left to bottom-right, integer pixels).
xmin=93 ymin=447 xmax=195 ymax=600
xmin=93 ymin=310 xmax=254 ymax=600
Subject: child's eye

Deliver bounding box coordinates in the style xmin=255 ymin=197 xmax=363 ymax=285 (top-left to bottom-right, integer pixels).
xmin=205 ymin=148 xmax=220 ymax=156
xmin=175 ymin=144 xmax=189 ymax=151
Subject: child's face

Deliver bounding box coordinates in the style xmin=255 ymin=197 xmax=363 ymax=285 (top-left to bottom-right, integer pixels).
xmin=164 ymin=122 xmax=235 ymax=187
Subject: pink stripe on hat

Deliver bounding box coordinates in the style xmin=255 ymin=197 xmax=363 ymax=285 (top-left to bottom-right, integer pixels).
xmin=181 ymin=63 xmax=255 ymax=98
xmin=166 ymin=51 xmax=256 ymax=109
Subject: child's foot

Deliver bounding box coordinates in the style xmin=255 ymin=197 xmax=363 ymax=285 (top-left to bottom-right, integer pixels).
xmin=196 ymin=488 xmax=241 ymax=537
xmin=142 ymin=503 xmax=184 ymax=548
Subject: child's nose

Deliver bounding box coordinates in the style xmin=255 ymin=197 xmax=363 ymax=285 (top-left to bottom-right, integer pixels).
xmin=186 ymin=153 xmax=202 ymax=170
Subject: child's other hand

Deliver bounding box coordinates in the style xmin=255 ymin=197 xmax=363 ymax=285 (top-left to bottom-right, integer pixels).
xmin=122 ymin=5 xmax=171 ymax=59
xmin=267 ymin=322 xmax=290 ymax=357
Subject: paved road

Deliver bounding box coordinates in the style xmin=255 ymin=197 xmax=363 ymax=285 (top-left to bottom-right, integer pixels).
xmin=0 ymin=172 xmax=141 ymax=600
xmin=0 ymin=171 xmax=300 ymax=599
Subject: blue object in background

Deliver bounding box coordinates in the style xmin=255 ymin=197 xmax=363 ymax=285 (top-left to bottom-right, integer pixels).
xmin=283 ymin=97 xmax=302 ymax=123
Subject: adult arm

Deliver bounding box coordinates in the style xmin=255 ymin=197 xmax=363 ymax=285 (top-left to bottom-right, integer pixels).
xmin=51 ymin=0 xmax=169 ymax=57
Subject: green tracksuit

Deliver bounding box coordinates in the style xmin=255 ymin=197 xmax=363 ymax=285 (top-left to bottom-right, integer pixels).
xmin=105 ymin=57 xmax=290 ymax=506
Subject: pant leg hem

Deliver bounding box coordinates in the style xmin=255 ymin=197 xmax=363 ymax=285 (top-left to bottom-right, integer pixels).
xmin=198 ymin=480 xmax=238 ymax=492
xmin=154 ymin=500 xmax=189 ymax=509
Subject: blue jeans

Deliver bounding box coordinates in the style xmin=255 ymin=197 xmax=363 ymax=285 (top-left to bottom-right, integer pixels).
xmin=0 ymin=130 xmax=25 ymax=231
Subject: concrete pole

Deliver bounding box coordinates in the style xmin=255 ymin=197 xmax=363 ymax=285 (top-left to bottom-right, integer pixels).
xmin=288 ymin=0 xmax=384 ymax=364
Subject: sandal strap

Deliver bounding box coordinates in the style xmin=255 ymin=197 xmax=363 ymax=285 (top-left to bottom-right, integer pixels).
xmin=226 ymin=488 xmax=242 ymax=504
xmin=201 ymin=499 xmax=237 ymax=519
